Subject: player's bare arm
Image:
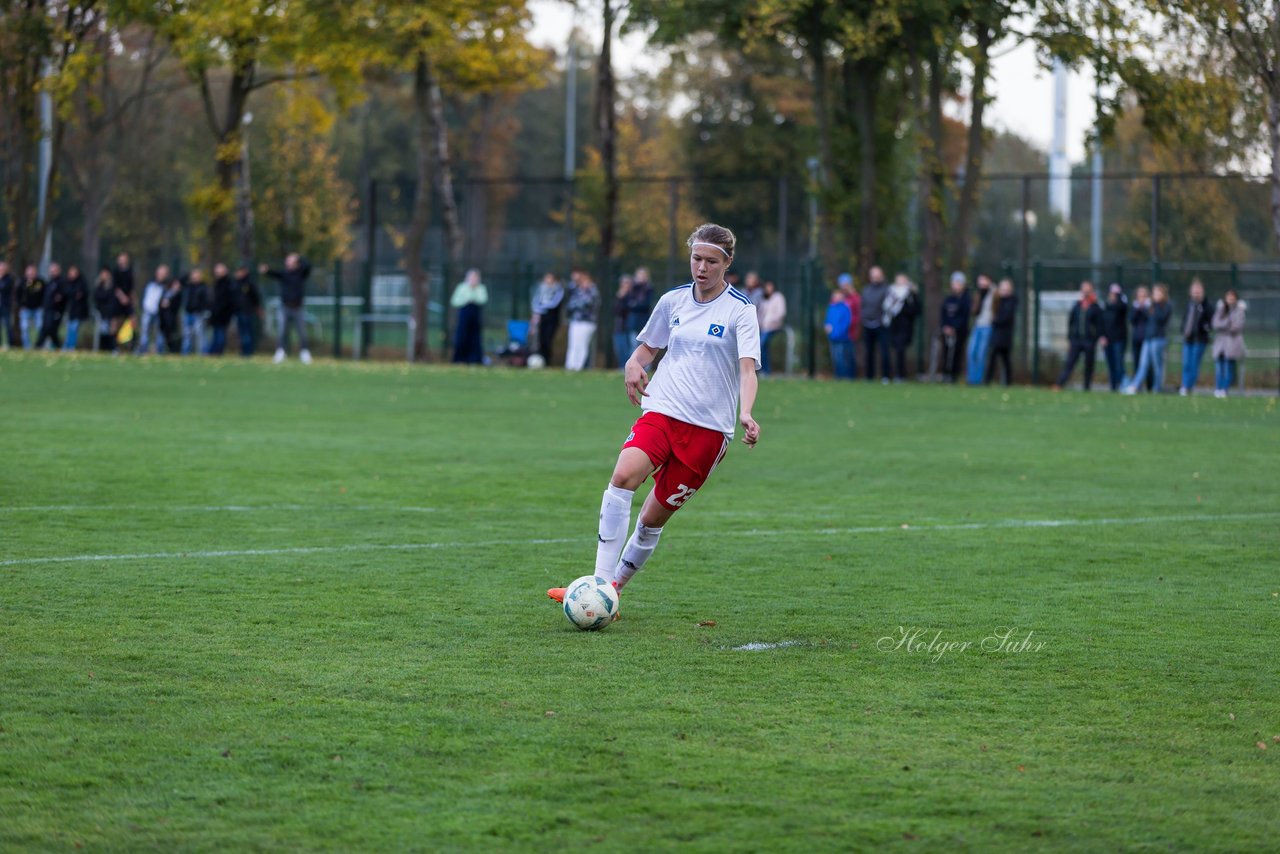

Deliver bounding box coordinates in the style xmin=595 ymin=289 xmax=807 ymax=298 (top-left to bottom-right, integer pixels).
xmin=738 ymin=356 xmax=760 ymax=447
xmin=625 ymin=343 xmax=659 ymax=405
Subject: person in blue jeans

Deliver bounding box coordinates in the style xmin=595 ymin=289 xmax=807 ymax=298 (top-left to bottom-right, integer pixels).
xmin=965 ymin=272 xmax=994 ymax=385
xmin=1123 ymin=284 xmax=1172 ymax=394
xmin=61 ymin=265 xmax=89 ymax=350
xmin=18 ymin=265 xmax=45 ymax=349
xmin=1178 ymin=278 xmax=1212 ymax=396
xmin=824 ymin=288 xmax=854 ymax=379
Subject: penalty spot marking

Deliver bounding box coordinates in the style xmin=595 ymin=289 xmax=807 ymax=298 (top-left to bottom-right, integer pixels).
xmin=2 ymin=511 xmax=1276 ymax=569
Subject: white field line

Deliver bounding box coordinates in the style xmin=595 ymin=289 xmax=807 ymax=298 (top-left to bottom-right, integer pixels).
xmin=1 ymin=511 xmax=1276 ymax=569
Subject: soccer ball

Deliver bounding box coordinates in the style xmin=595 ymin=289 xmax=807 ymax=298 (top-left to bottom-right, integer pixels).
xmin=563 ymin=575 xmax=619 ymax=631
xmin=527 ymin=353 xmax=546 ymax=369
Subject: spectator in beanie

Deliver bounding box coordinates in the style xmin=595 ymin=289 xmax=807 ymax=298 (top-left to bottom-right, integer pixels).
xmin=1099 ymin=283 xmax=1129 ymax=391
xmin=1211 ymin=289 xmax=1246 ymax=398
xmin=824 ymin=288 xmax=854 ymax=379
xmin=1178 ymin=278 xmax=1212 ymax=396
xmin=1054 ymin=281 xmax=1103 ymax=391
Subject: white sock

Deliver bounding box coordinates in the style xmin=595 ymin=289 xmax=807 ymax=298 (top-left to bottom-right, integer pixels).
xmin=595 ymin=484 xmax=634 ymax=577
xmin=616 ymin=522 xmax=663 ymax=590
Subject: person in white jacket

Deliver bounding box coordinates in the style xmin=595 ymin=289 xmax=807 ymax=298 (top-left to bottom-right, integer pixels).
xmin=758 ymin=280 xmax=787 ymax=374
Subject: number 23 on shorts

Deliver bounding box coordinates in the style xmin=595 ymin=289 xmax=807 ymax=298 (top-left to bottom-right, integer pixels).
xmin=666 ymin=484 xmax=697 ymax=507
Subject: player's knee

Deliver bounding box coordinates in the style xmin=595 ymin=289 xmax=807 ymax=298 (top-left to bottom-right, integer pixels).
xmin=610 ymin=470 xmax=645 ymax=491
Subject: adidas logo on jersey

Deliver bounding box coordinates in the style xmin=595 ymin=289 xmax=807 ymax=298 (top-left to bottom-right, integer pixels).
xmin=671 ymin=316 xmax=680 ymax=326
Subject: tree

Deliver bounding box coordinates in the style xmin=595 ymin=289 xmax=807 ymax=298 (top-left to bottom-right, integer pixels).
xmin=131 ymin=0 xmax=365 ymax=264
xmin=0 ymin=0 xmax=102 ymax=269
xmin=367 ymin=0 xmax=540 ymax=361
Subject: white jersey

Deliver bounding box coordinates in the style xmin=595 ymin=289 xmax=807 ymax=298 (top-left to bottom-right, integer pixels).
xmin=637 ymin=283 xmax=761 ymax=437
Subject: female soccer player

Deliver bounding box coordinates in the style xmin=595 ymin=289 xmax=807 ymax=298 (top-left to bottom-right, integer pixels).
xmin=547 ymin=223 xmax=761 ymax=607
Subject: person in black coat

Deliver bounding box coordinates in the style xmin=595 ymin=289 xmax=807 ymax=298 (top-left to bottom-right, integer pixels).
xmin=181 ymin=268 xmax=210 ymax=355
xmin=984 ymin=278 xmax=1018 ymax=386
xmin=1054 ymin=281 xmax=1104 ymax=391
xmin=1128 ymin=286 xmax=1152 ymax=391
xmin=207 ymin=263 xmax=235 ymax=355
xmin=92 ymin=267 xmax=118 ymax=351
xmin=1098 ymin=283 xmax=1128 ymax=391
xmin=60 ymin=265 xmax=90 ymax=351
xmin=260 ymin=253 xmax=312 ymax=363
xmin=110 ymin=252 xmax=134 ymax=338
xmin=884 ymin=274 xmax=920 ymax=382
xmin=36 ymin=262 xmax=66 ymax=349
xmin=18 ymin=265 xmax=46 ymax=349
xmin=1178 ymin=278 xmax=1213 ymax=395
xmin=234 ymin=265 xmax=262 ymax=357
xmin=159 ymin=275 xmax=183 ymax=354
xmin=938 ymin=274 xmax=971 ymax=383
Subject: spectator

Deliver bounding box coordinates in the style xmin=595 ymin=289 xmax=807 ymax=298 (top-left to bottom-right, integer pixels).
xmin=234 ymin=265 xmax=262 ymax=357
xmin=111 ymin=252 xmax=134 ymax=340
xmin=938 ymin=272 xmax=971 ymax=383
xmin=613 ymin=274 xmax=634 ymax=370
xmin=984 ymin=278 xmax=1018 ymax=386
xmin=92 ymin=267 xmax=117 ymax=351
xmin=135 ymin=265 xmax=169 ymax=354
xmin=627 ymin=266 xmax=653 ymax=352
xmin=61 ymin=265 xmax=89 ymax=351
xmin=1100 ymin=283 xmax=1129 ymax=391
xmin=837 ymin=272 xmax=860 ymax=378
xmin=530 ymin=271 xmax=564 ymax=361
xmin=966 ymin=273 xmax=994 ymax=385
xmin=1211 ymin=289 xmax=1246 ymax=398
xmin=261 ymin=253 xmax=313 ymax=364
xmin=860 ymin=266 xmax=890 ymax=381
xmin=564 ymin=267 xmax=600 ymax=371
xmin=159 ymin=275 xmax=183 ymax=355
xmin=759 ymin=279 xmax=787 ymax=375
xmin=1054 ymin=281 xmax=1103 ymax=391
xmin=0 ymin=261 xmax=13 ymax=350
xmin=450 ymin=267 xmax=488 ymax=365
xmin=18 ymin=265 xmax=46 ymax=349
xmin=743 ymin=270 xmax=765 ymax=316
xmin=1129 ymin=286 xmax=1153 ymax=391
xmin=1178 ymin=278 xmax=1212 ymax=396
xmin=182 ymin=268 xmax=210 ymax=356
xmin=208 ymin=263 xmax=235 ymax=356
xmin=824 ymin=289 xmax=854 ymax=379
xmin=36 ymin=262 xmax=65 ymax=349
xmin=883 ymin=273 xmax=920 ymax=383
xmin=1123 ymin=284 xmax=1172 ymax=394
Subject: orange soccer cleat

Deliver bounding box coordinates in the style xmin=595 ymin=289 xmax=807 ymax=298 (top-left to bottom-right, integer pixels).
xmin=546 ymin=587 xmax=567 ymax=603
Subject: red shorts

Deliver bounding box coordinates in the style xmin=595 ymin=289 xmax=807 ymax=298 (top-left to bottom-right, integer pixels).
xmin=622 ymin=411 xmax=730 ymax=511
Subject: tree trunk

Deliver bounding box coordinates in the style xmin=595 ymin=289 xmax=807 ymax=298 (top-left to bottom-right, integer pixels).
xmin=1271 ymin=91 xmax=1280 ymax=253
xmin=807 ymin=29 xmax=837 ymax=270
xmin=423 ymin=59 xmax=463 ymax=265
xmin=405 ymin=53 xmax=434 ymax=362
xmin=597 ymin=0 xmax=618 ymax=280
xmin=918 ymin=46 xmax=948 ymax=327
xmin=851 ymin=59 xmax=880 ymax=280
xmin=948 ymin=24 xmax=992 ymax=275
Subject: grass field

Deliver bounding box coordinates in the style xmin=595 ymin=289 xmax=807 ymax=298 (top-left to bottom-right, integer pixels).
xmin=2 ymin=351 xmax=1278 ymax=851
